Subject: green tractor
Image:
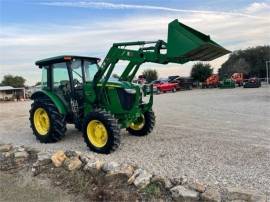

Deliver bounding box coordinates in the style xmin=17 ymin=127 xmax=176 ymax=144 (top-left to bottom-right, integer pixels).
xmin=29 ymin=19 xmax=230 ymax=153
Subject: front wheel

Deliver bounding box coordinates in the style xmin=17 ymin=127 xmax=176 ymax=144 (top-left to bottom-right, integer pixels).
xmin=82 ymin=109 xmax=120 ymax=154
xmin=127 ymin=111 xmax=155 ymax=136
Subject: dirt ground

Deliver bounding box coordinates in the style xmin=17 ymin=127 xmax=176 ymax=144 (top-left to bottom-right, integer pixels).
xmin=0 ymin=171 xmax=78 ymax=202
xmin=0 ymin=86 xmax=270 ymax=194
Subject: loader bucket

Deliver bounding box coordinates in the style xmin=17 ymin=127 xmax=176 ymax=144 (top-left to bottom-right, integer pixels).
xmin=167 ymin=20 xmax=230 ymax=61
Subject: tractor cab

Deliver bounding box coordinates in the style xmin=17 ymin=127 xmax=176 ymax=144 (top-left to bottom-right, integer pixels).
xmin=36 ymin=55 xmax=99 ymax=92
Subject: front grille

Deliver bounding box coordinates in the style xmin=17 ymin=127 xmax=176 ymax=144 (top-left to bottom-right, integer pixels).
xmin=117 ymin=89 xmax=135 ymax=110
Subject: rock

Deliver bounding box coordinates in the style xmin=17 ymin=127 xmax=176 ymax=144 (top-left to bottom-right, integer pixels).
xmin=95 ymin=160 xmax=104 ymax=171
xmin=201 ymin=187 xmax=221 ymax=202
xmin=36 ymin=152 xmax=51 ymax=166
xmin=128 ymin=168 xmax=143 ymax=184
xmin=3 ymin=151 xmax=13 ymax=158
xmin=51 ymin=150 xmax=67 ymax=167
xmin=171 ymin=175 xmax=188 ymax=186
xmin=188 ymin=180 xmax=206 ymax=193
xmin=14 ymin=151 xmax=29 ymax=159
xmin=164 ymin=177 xmax=173 ymax=189
xmin=0 ymin=144 xmax=12 ymax=152
xmin=151 ymin=176 xmax=166 ymax=186
xmin=64 ymin=150 xmax=79 ymax=158
xmin=64 ymin=157 xmax=82 ymax=171
xmin=79 ymin=154 xmax=95 ymax=164
xmin=133 ymin=169 xmax=152 ymax=189
xmin=16 ymin=146 xmax=25 ymax=152
xmin=170 ymin=185 xmax=199 ymax=202
xmin=84 ymin=160 xmax=104 ymax=172
xmin=225 ymin=187 xmax=266 ymax=202
xmin=102 ymin=161 xmax=120 ymax=173
xmin=119 ymin=164 xmax=134 ymax=178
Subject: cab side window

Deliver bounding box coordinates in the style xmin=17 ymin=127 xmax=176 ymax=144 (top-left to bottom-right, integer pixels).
xmin=52 ymin=62 xmax=69 ymax=89
xmin=85 ymin=61 xmax=99 ymax=82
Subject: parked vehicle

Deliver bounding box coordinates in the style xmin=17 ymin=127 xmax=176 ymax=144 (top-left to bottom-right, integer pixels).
xmin=231 ymin=73 xmax=245 ymax=86
xmin=202 ymin=74 xmax=219 ymax=88
xmin=243 ymin=78 xmax=261 ymax=88
xmin=152 ymin=80 xmax=177 ymax=94
xmin=142 ymin=84 xmax=158 ymax=95
xmin=219 ymin=78 xmax=235 ymax=89
xmin=168 ymin=76 xmax=193 ymax=90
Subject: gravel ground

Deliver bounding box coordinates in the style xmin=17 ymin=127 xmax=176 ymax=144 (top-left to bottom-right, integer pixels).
xmin=0 ymin=86 xmax=270 ymax=194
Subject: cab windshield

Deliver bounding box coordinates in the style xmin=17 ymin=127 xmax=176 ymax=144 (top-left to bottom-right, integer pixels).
xmin=70 ymin=59 xmax=99 ymax=83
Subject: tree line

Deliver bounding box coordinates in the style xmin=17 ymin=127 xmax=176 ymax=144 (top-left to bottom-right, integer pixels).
xmin=192 ymin=45 xmax=269 ymax=82
xmin=142 ymin=45 xmax=269 ymax=83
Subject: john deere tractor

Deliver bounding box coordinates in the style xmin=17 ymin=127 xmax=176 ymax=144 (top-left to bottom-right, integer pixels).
xmin=29 ymin=20 xmax=230 ymax=153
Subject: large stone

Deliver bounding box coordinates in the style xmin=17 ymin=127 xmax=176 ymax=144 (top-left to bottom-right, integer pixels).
xmin=36 ymin=152 xmax=51 ymax=166
xmin=102 ymin=161 xmax=120 ymax=173
xmin=128 ymin=168 xmax=143 ymax=184
xmin=65 ymin=150 xmax=79 ymax=158
xmin=0 ymin=144 xmax=12 ymax=152
xmin=51 ymin=150 xmax=67 ymax=167
xmin=188 ymin=180 xmax=206 ymax=193
xmin=119 ymin=164 xmax=134 ymax=178
xmin=64 ymin=157 xmax=82 ymax=171
xmin=170 ymin=185 xmax=199 ymax=202
xmin=133 ymin=169 xmax=152 ymax=189
xmin=171 ymin=175 xmax=188 ymax=186
xmin=201 ymin=187 xmax=221 ymax=202
xmin=14 ymin=151 xmax=29 ymax=159
xmin=84 ymin=160 xmax=104 ymax=172
xmin=225 ymin=187 xmax=266 ymax=202
xmin=79 ymin=153 xmax=96 ymax=164
xmin=164 ymin=177 xmax=174 ymax=189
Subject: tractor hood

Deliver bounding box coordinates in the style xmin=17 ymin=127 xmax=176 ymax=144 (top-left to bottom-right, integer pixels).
xmin=167 ymin=20 xmax=230 ymax=61
xmin=97 ymin=79 xmax=138 ymax=91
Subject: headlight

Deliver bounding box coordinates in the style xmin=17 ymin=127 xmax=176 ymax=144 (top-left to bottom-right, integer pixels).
xmin=124 ymin=88 xmax=136 ymax=94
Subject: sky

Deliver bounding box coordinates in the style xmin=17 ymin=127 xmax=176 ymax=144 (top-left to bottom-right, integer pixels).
xmin=0 ymin=0 xmax=269 ymax=85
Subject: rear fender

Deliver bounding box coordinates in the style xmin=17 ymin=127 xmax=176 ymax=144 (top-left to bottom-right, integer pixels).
xmin=30 ymin=90 xmax=68 ymax=115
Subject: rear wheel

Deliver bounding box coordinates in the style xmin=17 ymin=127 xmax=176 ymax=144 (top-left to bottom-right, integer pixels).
xmin=29 ymin=99 xmax=66 ymax=143
xmin=127 ymin=111 xmax=155 ymax=136
xmin=82 ymin=109 xmax=120 ymax=154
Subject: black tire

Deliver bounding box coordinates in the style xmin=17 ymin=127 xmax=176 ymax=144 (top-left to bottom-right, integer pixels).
xmin=75 ymin=123 xmax=82 ymax=131
xmin=29 ymin=98 xmax=66 ymax=143
xmin=172 ymin=87 xmax=176 ymax=93
xmin=127 ymin=110 xmax=155 ymax=136
xmin=82 ymin=109 xmax=120 ymax=154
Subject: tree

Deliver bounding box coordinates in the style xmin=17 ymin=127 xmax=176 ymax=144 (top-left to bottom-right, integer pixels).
xmin=219 ymin=46 xmax=270 ymax=78
xmin=1 ymin=75 xmax=26 ymax=87
xmin=190 ymin=63 xmax=213 ymax=82
xmin=142 ymin=69 xmax=158 ymax=83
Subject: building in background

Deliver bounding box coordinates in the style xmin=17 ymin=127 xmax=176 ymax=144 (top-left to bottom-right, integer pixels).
xmin=0 ymin=86 xmax=25 ymax=101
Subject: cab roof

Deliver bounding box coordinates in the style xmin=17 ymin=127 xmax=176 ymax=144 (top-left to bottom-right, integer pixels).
xmin=35 ymin=55 xmax=100 ymax=67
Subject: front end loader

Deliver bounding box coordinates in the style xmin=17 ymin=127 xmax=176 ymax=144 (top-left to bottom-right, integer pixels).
xmin=30 ymin=19 xmax=230 ymax=154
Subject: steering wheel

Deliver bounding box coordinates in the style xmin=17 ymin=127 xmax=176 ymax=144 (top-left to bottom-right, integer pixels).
xmin=73 ymin=79 xmax=81 ymax=88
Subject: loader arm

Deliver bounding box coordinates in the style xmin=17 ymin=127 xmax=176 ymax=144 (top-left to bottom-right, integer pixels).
xmin=94 ymin=19 xmax=230 ymax=86
xmin=93 ymin=19 xmax=230 ymax=104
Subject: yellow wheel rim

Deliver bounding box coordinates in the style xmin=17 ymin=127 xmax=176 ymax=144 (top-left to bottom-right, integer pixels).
xmin=33 ymin=107 xmax=50 ymax=135
xmin=87 ymin=120 xmax=108 ymax=148
xmin=129 ymin=115 xmax=145 ymax=131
